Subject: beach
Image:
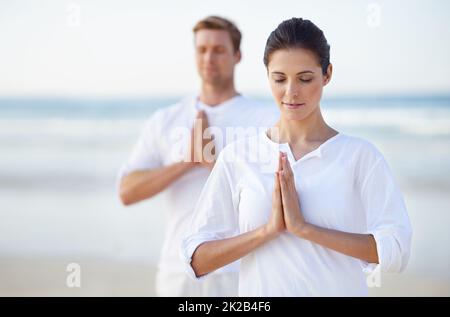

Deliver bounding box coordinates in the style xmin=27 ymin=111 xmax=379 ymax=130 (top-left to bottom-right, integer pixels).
xmin=1 ymin=96 xmax=450 ymax=296
xmin=1 ymin=256 xmax=450 ymax=296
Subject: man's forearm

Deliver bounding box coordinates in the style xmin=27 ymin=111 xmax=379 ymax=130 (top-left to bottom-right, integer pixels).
xmin=119 ymin=162 xmax=196 ymax=205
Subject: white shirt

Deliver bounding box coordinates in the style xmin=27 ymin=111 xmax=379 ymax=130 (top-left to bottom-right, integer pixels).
xmin=118 ymin=95 xmax=279 ymax=274
xmin=181 ymin=131 xmax=412 ymax=296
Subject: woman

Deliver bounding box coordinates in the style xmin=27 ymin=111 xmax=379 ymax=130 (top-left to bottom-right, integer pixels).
xmin=181 ymin=18 xmax=412 ymax=296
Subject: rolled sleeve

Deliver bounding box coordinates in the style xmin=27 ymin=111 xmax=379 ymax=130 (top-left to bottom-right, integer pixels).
xmin=360 ymin=157 xmax=412 ymax=274
xmin=180 ymin=232 xmax=220 ymax=281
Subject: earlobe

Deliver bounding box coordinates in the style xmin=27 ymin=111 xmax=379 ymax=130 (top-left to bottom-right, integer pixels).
xmin=235 ymin=50 xmax=242 ymax=64
xmin=323 ymin=64 xmax=333 ymax=86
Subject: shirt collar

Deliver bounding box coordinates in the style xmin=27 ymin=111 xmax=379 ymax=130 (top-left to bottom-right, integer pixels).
xmin=260 ymin=130 xmax=342 ymax=164
xmin=190 ymin=94 xmax=243 ymax=115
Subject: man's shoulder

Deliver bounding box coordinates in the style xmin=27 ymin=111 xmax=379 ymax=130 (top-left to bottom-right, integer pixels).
xmin=232 ymin=96 xmax=279 ymax=125
xmin=219 ymin=132 xmax=261 ymax=161
xmin=235 ymin=96 xmax=268 ymax=109
xmin=145 ymin=96 xmax=194 ymax=125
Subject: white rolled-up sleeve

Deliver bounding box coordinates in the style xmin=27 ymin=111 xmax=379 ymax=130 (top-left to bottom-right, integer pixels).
xmin=360 ymin=157 xmax=412 ymax=274
xmin=180 ymin=150 xmax=240 ymax=280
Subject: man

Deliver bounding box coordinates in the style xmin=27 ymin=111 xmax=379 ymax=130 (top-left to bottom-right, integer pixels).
xmin=118 ymin=16 xmax=277 ymax=296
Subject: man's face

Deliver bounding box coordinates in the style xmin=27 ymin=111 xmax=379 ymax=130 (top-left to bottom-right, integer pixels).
xmin=194 ymin=29 xmax=241 ymax=86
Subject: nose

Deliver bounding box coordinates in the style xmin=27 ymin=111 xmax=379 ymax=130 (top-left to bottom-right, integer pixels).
xmin=204 ymin=51 xmax=215 ymax=65
xmin=285 ymin=81 xmax=300 ymax=99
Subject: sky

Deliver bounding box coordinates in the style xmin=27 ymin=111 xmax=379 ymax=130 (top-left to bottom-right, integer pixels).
xmin=1 ymin=0 xmax=450 ymax=97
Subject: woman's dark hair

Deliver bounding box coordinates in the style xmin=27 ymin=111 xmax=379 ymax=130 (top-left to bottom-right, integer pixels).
xmin=263 ymin=18 xmax=330 ymax=74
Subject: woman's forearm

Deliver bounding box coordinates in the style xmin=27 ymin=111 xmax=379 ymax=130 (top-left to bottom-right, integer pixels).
xmin=191 ymin=225 xmax=276 ymax=277
xmin=297 ymin=224 xmax=379 ymax=264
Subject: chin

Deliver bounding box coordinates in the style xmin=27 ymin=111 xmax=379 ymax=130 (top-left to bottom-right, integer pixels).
xmin=285 ymin=114 xmax=307 ymax=121
xmin=280 ymin=109 xmax=308 ymax=121
xmin=203 ymin=75 xmax=224 ymax=85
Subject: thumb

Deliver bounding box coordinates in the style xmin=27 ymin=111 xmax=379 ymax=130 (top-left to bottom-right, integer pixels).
xmin=279 ymin=171 xmax=287 ymax=197
xmin=200 ymin=111 xmax=209 ymax=128
xmin=274 ymin=171 xmax=281 ymax=192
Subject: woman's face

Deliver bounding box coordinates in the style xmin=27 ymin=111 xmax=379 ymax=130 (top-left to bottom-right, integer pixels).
xmin=267 ymin=48 xmax=332 ymax=121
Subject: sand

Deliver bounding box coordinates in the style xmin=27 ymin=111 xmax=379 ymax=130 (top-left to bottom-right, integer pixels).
xmin=1 ymin=256 xmax=449 ymax=297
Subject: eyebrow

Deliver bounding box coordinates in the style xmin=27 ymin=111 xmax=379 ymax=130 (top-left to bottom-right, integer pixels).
xmin=197 ymin=44 xmax=226 ymax=48
xmin=271 ymin=71 xmax=314 ymax=75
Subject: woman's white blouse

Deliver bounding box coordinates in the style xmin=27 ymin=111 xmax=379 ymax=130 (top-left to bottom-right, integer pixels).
xmin=181 ymin=132 xmax=412 ymax=296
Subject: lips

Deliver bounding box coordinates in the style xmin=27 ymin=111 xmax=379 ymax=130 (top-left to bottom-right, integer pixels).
xmin=282 ymin=102 xmax=305 ymax=109
xmin=203 ymin=66 xmax=218 ymax=71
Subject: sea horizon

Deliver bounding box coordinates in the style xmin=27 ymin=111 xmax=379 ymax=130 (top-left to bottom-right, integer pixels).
xmin=1 ymin=94 xmax=449 ymax=295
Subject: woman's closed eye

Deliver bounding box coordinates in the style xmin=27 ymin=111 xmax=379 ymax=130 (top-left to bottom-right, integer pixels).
xmin=300 ymin=78 xmax=312 ymax=83
xmin=274 ymin=78 xmax=313 ymax=84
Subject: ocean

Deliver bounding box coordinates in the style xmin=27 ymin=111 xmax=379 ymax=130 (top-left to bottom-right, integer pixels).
xmin=1 ymin=95 xmax=450 ymax=288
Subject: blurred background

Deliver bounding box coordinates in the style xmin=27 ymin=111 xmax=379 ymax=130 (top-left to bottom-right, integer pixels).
xmin=1 ymin=0 xmax=450 ymax=296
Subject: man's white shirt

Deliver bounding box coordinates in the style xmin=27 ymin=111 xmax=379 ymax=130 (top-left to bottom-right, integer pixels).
xmin=118 ymin=95 xmax=279 ymax=274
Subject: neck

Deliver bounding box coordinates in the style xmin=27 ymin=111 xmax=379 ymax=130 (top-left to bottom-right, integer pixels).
xmin=275 ymin=106 xmax=336 ymax=144
xmin=199 ymin=80 xmax=238 ymax=106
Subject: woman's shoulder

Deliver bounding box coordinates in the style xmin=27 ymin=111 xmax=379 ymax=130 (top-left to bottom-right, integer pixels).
xmin=219 ymin=133 xmax=262 ymax=163
xmin=341 ymin=133 xmax=380 ymax=152
xmin=339 ymin=133 xmax=387 ymax=170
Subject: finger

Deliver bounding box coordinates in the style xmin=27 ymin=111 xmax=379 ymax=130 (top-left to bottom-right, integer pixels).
xmin=284 ymin=154 xmax=294 ymax=176
xmin=278 ymin=151 xmax=283 ymax=172
xmin=281 ymin=164 xmax=294 ymax=192
xmin=278 ymin=173 xmax=287 ymax=207
xmin=192 ymin=117 xmax=203 ymax=162
xmin=200 ymin=111 xmax=209 ymax=129
xmin=280 ymin=152 xmax=293 ymax=177
xmin=195 ymin=111 xmax=206 ymax=132
xmin=193 ymin=111 xmax=203 ymax=131
xmin=273 ymin=173 xmax=283 ymax=206
xmin=279 ymin=171 xmax=292 ymax=206
xmin=279 ymin=170 xmax=287 ymax=191
xmin=281 ymin=154 xmax=288 ymax=172
xmin=274 ymin=171 xmax=280 ymax=192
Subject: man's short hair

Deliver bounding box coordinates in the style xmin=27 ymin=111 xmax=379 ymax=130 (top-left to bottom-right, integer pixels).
xmin=193 ymin=16 xmax=242 ymax=53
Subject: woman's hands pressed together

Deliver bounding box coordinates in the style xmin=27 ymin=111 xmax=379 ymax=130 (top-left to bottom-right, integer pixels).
xmin=265 ymin=151 xmax=310 ymax=239
xmin=265 ymin=151 xmax=286 ymax=239
xmin=264 ymin=152 xmax=379 ymax=264
xmin=279 ymin=152 xmax=309 ymax=237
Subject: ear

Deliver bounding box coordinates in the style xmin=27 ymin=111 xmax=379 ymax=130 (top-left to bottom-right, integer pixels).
xmin=323 ymin=63 xmax=333 ymax=86
xmin=234 ymin=50 xmax=242 ymax=64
